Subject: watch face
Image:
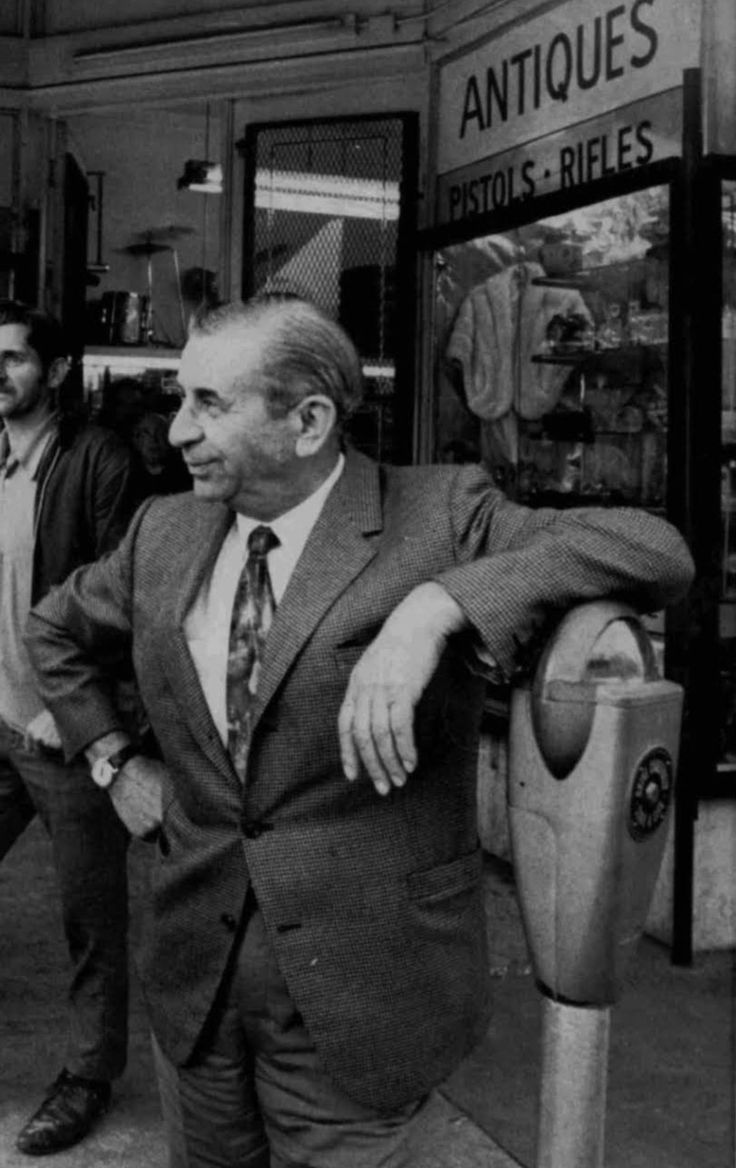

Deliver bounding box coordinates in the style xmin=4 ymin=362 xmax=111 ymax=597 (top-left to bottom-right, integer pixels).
xmin=91 ymin=759 xmax=115 ymax=789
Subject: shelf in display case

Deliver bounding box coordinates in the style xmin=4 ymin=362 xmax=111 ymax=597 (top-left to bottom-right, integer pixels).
xmin=532 ymin=274 xmax=635 ymax=294
xmin=83 ymin=345 xmax=182 ymax=372
xmin=531 ymin=257 xmax=654 ymax=292
xmin=531 ymin=342 xmax=667 ymax=366
xmin=531 ymin=349 xmax=595 ymax=364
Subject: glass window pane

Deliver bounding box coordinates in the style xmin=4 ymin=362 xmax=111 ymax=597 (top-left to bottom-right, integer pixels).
xmin=247 ymin=118 xmax=406 ymax=463
xmin=432 ymin=185 xmax=670 ymax=513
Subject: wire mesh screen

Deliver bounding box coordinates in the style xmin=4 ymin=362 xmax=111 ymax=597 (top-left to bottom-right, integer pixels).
xmin=244 ymin=117 xmax=410 ymax=462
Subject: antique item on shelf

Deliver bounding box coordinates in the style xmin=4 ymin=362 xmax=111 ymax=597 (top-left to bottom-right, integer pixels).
xmin=627 ymin=301 xmax=667 ymax=346
xmin=544 ymin=310 xmax=595 ymax=355
xmin=116 ymin=228 xmax=193 ymax=346
xmin=596 ymin=301 xmax=625 ymax=349
xmin=100 ymin=291 xmax=151 ymax=345
xmin=540 ymin=241 xmax=583 ymax=277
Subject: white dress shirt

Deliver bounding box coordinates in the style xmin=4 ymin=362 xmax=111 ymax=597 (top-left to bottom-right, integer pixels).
xmin=184 ymin=453 xmax=345 ymax=743
xmin=0 ymin=412 xmax=58 ymax=730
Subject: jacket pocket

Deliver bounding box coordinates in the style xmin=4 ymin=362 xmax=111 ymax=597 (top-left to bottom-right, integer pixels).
xmin=406 ymin=847 xmax=482 ymax=903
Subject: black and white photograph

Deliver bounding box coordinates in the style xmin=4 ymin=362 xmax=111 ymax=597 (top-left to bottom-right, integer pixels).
xmin=0 ymin=2 xmax=731 ymax=1166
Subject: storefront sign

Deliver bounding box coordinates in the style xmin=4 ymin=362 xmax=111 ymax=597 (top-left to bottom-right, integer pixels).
xmin=436 ymin=86 xmax=681 ymax=225
xmin=437 ymin=0 xmax=699 ymax=177
xmin=433 ymin=0 xmax=699 ymax=226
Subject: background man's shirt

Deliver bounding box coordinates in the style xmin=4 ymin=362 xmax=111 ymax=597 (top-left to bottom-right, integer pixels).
xmin=0 ymin=413 xmax=57 ymax=729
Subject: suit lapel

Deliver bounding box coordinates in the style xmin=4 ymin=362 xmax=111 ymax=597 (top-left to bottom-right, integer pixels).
xmin=156 ymin=504 xmax=237 ymax=781
xmin=153 ymin=452 xmax=383 ymax=777
xmin=251 ymin=450 xmax=383 ymax=726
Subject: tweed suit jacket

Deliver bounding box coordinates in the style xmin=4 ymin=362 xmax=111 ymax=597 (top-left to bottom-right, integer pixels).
xmin=27 ymin=448 xmax=693 ymax=1112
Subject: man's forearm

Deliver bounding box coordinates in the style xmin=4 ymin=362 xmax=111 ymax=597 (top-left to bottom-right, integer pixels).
xmin=391 ymin=581 xmax=468 ymax=639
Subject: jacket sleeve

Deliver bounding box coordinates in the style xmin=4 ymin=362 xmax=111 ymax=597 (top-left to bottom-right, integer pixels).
xmin=26 ymin=497 xmax=156 ymax=761
xmin=434 ymin=464 xmax=695 ymax=677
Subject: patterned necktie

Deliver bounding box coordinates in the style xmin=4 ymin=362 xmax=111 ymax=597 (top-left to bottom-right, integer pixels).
xmin=226 ymin=524 xmax=280 ymax=780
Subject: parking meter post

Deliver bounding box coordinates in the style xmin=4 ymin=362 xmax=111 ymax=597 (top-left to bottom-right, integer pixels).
xmin=507 ymin=601 xmax=683 ymax=1168
xmin=537 ymin=999 xmax=609 ymax=1168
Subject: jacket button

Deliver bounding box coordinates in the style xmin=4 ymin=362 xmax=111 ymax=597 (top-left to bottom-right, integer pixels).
xmin=220 ymin=913 xmax=238 ymax=932
xmin=242 ymin=820 xmax=273 ymax=839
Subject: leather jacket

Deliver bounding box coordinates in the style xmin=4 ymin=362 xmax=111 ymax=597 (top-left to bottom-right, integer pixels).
xmin=31 ymin=415 xmax=141 ymax=605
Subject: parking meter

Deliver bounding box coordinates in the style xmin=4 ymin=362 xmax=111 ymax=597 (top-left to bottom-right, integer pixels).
xmin=507 ymin=600 xmax=683 ymax=1168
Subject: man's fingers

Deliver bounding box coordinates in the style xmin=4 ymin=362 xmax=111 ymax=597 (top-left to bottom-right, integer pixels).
xmin=388 ymin=696 xmax=417 ymax=774
xmin=370 ymin=695 xmax=408 ymax=790
xmin=107 ymin=758 xmax=165 ymax=838
xmin=351 ymin=688 xmax=392 ymax=795
xmin=339 ymin=673 xmax=417 ymax=795
xmin=338 ymin=695 xmax=359 ymax=781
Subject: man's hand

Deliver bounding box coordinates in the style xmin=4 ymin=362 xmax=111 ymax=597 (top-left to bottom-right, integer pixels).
xmin=108 ymin=755 xmax=167 ymax=839
xmin=24 ymin=709 xmax=63 ymax=754
xmin=338 ymin=582 xmax=467 ymax=796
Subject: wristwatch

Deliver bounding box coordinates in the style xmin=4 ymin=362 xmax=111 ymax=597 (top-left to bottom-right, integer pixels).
xmin=90 ymin=743 xmax=140 ymax=789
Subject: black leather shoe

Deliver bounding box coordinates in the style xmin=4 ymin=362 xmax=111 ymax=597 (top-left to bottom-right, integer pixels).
xmin=15 ymin=1069 xmax=111 ymax=1156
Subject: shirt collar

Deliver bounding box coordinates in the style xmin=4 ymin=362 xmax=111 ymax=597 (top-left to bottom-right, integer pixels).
xmin=235 ymin=452 xmax=345 ymax=549
xmin=0 ymin=411 xmax=58 ymax=478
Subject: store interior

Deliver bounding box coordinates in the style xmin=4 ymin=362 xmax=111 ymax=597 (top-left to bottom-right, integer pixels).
xmin=63 ymin=104 xmax=410 ymax=463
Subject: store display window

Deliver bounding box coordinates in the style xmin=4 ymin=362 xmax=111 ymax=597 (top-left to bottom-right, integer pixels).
xmin=432 ymin=185 xmax=670 ymax=513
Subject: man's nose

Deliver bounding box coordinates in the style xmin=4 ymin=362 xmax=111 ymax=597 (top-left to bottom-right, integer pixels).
xmin=169 ymin=401 xmax=201 ymax=448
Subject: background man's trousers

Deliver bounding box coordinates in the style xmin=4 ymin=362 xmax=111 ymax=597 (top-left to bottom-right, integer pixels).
xmin=0 ymin=718 xmax=129 ymax=1082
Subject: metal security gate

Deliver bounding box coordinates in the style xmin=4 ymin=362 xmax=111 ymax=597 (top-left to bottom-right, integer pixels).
xmin=241 ymin=114 xmax=418 ymax=464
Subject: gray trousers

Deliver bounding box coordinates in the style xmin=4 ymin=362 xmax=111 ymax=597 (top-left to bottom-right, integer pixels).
xmin=153 ymin=897 xmax=427 ymax=1168
xmin=0 ymin=718 xmax=129 ymax=1082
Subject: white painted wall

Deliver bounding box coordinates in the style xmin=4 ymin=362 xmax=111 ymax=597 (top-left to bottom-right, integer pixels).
xmin=68 ymin=106 xmax=221 ymax=348
xmin=65 ymin=49 xmax=428 ymax=329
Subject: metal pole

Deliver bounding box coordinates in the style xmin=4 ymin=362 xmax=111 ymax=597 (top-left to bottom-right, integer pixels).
xmin=170 ymin=246 xmax=187 ymax=343
xmin=536 ymin=998 xmax=610 ymax=1168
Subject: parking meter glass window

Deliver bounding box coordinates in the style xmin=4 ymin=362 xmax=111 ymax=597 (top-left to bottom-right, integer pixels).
xmin=583 ymin=620 xmax=657 ymax=684
xmin=431 ymin=183 xmax=670 ymax=514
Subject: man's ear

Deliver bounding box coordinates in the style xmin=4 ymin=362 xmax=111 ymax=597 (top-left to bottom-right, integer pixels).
xmin=47 ymin=356 xmax=70 ymax=391
xmin=293 ymin=394 xmax=338 ymax=457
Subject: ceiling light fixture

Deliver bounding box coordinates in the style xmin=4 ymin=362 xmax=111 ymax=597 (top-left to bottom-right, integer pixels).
xmin=254 ymin=170 xmax=399 ymax=221
xmin=177 ymin=160 xmax=223 ymax=194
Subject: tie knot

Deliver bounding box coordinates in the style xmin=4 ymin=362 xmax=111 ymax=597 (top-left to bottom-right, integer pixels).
xmin=248 ymin=524 xmax=279 ymax=559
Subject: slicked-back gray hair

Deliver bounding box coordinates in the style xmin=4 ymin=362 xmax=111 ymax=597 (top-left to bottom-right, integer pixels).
xmin=189 ymin=296 xmax=364 ymax=424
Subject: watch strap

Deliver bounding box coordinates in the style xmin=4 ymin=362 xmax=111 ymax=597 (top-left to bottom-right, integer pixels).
xmin=105 ymin=742 xmax=140 ymax=774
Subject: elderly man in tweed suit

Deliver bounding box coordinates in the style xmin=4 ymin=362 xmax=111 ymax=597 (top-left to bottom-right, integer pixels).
xmin=26 ymin=296 xmax=693 ymax=1168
